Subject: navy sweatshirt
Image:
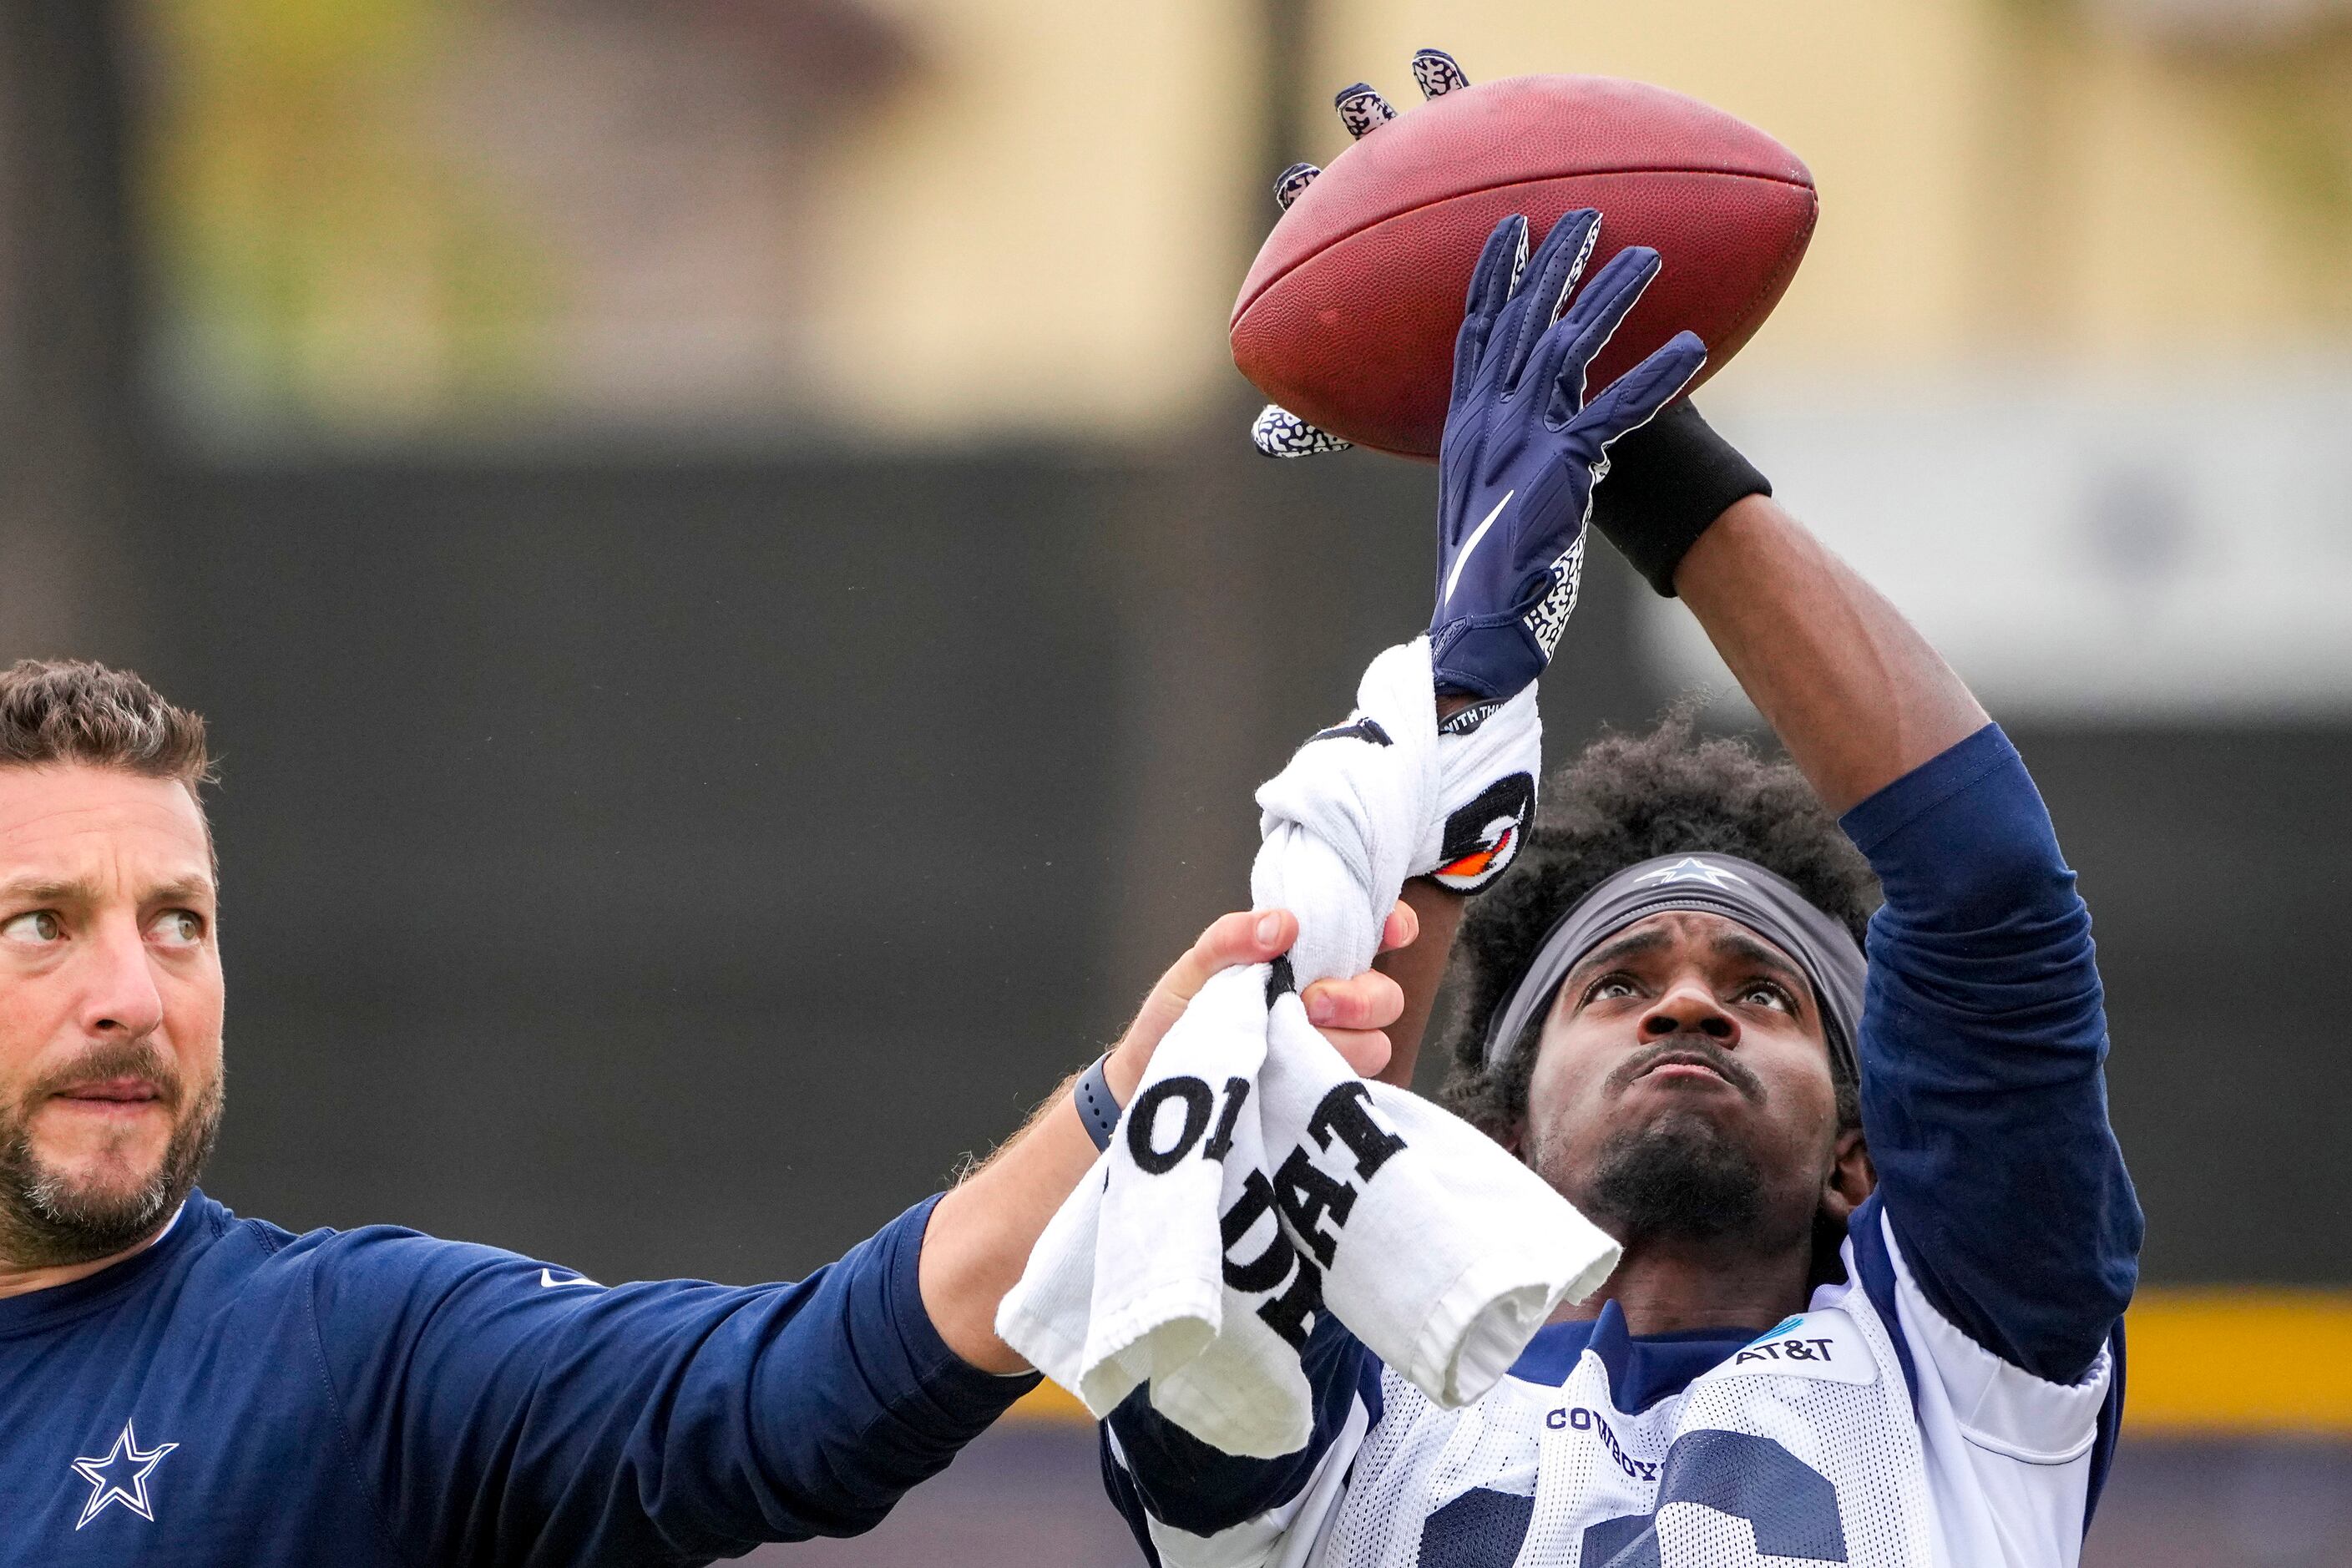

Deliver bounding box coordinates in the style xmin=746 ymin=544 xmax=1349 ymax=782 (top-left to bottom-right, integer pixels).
xmin=0 ymin=1191 xmax=1036 ymax=1565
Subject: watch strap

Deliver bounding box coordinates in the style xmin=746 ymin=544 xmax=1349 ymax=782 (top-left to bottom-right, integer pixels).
xmin=1074 ymin=1052 xmax=1122 ymax=1152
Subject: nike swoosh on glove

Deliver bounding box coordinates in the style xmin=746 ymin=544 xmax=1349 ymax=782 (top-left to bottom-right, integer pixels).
xmin=1429 ymin=210 xmax=1707 ymax=701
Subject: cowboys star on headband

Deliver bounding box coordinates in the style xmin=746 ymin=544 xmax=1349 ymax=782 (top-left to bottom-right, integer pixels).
xmin=1479 ymin=852 xmax=1867 ymax=1085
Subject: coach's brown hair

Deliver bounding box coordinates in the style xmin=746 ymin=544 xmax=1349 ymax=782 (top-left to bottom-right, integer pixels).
xmin=0 ymin=660 xmax=214 ymax=796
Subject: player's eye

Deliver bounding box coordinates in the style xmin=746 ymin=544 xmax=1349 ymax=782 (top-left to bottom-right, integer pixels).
xmin=2 ymin=910 xmax=64 ymax=945
xmin=1581 ymin=973 xmax=1641 ymax=1005
xmin=149 ymin=909 xmax=207 ymax=948
xmin=1736 ymin=980 xmax=1793 ymax=1014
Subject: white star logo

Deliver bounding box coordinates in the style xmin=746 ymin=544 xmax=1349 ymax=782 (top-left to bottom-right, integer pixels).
xmin=71 ymin=1419 xmax=178 ymax=1529
xmin=1633 ymin=856 xmax=1750 ymax=891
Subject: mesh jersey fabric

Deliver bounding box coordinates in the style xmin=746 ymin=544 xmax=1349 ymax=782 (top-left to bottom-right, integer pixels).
xmin=1100 ymin=725 xmax=2137 ymax=1568
xmin=1109 ymin=1204 xmax=2117 ymax=1568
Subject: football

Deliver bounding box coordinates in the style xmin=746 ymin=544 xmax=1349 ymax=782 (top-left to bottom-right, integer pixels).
xmin=1232 ymin=75 xmax=1817 ymax=461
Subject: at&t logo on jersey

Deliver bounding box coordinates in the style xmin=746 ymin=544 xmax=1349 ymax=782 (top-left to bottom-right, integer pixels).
xmin=1716 ymin=1309 xmax=1879 ymax=1386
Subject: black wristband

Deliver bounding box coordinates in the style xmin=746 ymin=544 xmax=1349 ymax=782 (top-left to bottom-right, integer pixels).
xmin=1074 ymin=1052 xmax=1123 ymax=1152
xmin=1587 ymin=400 xmax=1772 ymax=597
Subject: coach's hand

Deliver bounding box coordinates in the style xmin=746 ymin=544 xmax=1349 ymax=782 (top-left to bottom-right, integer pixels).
xmin=1428 ymin=211 xmax=1707 ymax=701
xmin=921 ymin=904 xmax=1414 ymax=1372
xmin=1102 ymin=904 xmax=1414 ymax=1098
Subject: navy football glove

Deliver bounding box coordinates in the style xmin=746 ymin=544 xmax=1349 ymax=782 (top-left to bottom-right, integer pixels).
xmin=1427 ymin=211 xmax=1707 ymax=701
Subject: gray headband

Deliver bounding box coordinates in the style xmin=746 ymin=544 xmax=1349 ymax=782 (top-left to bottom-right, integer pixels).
xmin=1479 ymin=852 xmax=1865 ymax=1084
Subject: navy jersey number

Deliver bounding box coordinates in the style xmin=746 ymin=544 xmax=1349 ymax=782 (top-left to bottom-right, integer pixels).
xmin=1418 ymin=1431 xmax=1846 ymax=1568
xmin=1418 ymin=1487 xmax=1534 ymax=1568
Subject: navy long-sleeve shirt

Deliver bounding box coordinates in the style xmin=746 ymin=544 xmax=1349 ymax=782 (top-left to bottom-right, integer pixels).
xmin=1104 ymin=724 xmax=2143 ymax=1553
xmin=1 ymin=1191 xmax=1036 ymax=1565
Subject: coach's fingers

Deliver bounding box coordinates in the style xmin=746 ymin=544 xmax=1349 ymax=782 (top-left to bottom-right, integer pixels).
xmin=1316 ymin=1027 xmax=1393 ymax=1078
xmin=1303 ymin=968 xmax=1404 ymax=1033
xmin=1113 ymin=908 xmax=1299 ymax=1065
xmin=1112 ymin=908 xmax=1407 ymax=1084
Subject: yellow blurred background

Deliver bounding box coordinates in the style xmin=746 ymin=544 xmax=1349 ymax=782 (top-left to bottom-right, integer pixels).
xmin=143 ymin=0 xmax=2352 ymax=443
xmin=135 ymin=0 xmax=2352 ymax=1444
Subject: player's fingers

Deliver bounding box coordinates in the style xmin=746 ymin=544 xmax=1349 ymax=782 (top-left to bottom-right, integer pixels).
xmin=1252 ymin=403 xmax=1352 ymax=458
xmin=1303 ymin=969 xmax=1405 ymax=1032
xmin=1542 ymin=245 xmax=1662 ymax=415
xmin=1335 ymin=82 xmax=1398 ymax=139
xmin=1541 ymin=210 xmax=1603 ymax=320
xmin=1574 ymin=331 xmax=1707 ymax=445
xmin=1316 ymin=1027 xmax=1393 ymax=1078
xmin=1378 ymin=898 xmax=1419 ymax=953
xmin=1273 ymin=161 xmax=1321 ymax=213
xmin=1464 ymin=215 xmax=1527 ymax=317
xmin=1454 ymin=216 xmax=1527 ymax=408
xmin=1412 ymin=48 xmax=1469 ymax=100
xmin=1497 ymin=210 xmax=1601 ymax=397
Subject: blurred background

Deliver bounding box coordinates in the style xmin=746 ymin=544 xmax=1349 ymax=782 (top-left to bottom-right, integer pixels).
xmin=5 ymin=0 xmax=2349 ymax=1560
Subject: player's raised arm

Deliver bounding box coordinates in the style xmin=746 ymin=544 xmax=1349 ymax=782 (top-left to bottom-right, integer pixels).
xmin=1613 ymin=436 xmax=1986 ymax=812
xmin=1095 ymin=52 xmax=2137 ymax=1568
xmin=1591 ymin=404 xmax=2143 ymax=1384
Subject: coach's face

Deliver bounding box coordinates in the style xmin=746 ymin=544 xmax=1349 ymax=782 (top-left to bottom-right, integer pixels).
xmin=0 ymin=765 xmax=224 ymax=1270
xmin=1518 ymin=911 xmax=1867 ymax=1255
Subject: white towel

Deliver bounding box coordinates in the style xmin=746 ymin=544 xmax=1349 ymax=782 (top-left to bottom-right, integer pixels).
xmin=999 ymin=640 xmax=1621 ymax=1457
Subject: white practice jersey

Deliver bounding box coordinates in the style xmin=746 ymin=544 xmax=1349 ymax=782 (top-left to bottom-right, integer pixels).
xmin=1105 ymin=728 xmax=2142 ymax=1568
xmin=1106 ymin=1196 xmax=2119 ymax=1568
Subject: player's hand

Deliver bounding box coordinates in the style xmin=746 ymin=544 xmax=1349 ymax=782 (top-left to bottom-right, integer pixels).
xmin=1250 ymin=48 xmax=1474 ymax=458
xmin=1104 ymin=905 xmax=1415 ymax=1095
xmin=1427 ymin=212 xmax=1707 ymax=701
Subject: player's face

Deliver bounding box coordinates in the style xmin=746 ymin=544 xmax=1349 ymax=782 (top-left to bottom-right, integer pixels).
xmin=1518 ymin=910 xmax=1859 ymax=1252
xmin=0 ymin=765 xmax=224 ymax=1268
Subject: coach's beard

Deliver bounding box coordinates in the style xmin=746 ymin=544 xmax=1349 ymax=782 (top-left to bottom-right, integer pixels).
xmin=0 ymin=1041 xmax=223 ymax=1270
xmin=1574 ymin=1110 xmax=1764 ymax=1246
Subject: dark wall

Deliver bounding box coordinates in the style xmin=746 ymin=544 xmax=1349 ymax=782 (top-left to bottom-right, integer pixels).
xmin=161 ymin=455 xmax=1136 ymax=1281
xmin=2012 ymin=725 xmax=2352 ymax=1284
xmin=134 ymin=446 xmax=2346 ymax=1287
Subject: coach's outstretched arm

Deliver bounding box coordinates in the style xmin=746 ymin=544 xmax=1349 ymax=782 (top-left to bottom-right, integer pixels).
xmin=300 ymin=911 xmax=1404 ymax=1565
xmin=1600 ymin=411 xmax=2142 ymax=1386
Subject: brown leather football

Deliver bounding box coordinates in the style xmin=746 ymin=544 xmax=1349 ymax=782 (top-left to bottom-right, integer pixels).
xmin=1232 ymin=76 xmax=1817 ymax=461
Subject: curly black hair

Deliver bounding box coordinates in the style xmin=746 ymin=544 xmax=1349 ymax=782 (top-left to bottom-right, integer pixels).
xmin=1438 ymin=709 xmax=1880 ymax=1146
